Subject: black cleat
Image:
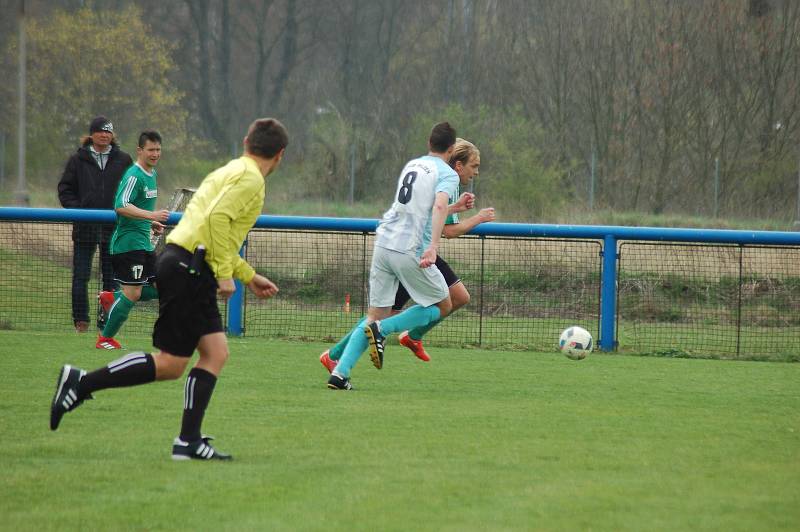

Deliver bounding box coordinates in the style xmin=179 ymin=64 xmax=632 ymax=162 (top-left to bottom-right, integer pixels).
xmin=172 ymin=435 xmax=232 ymax=461
xmin=364 ymin=321 xmax=385 ymax=370
xmin=327 ymin=373 xmax=353 ymax=390
xmin=50 ymin=364 xmax=90 ymax=431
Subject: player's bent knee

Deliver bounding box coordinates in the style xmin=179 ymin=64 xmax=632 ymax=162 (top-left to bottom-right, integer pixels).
xmin=153 ymin=352 xmax=189 ymax=381
xmin=437 ymin=298 xmax=453 ymax=318
xmin=121 ymin=284 xmax=143 ymax=302
xmin=451 ymin=288 xmax=470 ymax=310
xmin=368 ymin=307 xmax=393 ymax=322
xmin=196 ymin=332 xmax=231 ymax=375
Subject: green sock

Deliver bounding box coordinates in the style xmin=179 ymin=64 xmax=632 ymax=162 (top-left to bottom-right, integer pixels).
xmin=140 ymin=285 xmax=158 ymax=301
xmin=408 ymin=318 xmax=442 ymax=341
xmin=102 ymin=292 xmax=134 ymax=338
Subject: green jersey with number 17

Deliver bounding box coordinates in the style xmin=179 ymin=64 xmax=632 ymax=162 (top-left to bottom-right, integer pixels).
xmin=109 ymin=163 xmax=158 ymax=254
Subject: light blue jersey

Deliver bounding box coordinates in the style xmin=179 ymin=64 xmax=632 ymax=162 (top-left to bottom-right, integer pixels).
xmin=374 ymin=155 xmax=459 ymax=257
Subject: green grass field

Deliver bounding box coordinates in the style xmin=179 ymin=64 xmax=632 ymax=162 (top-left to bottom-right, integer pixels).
xmin=2 ymin=331 xmax=799 ymax=531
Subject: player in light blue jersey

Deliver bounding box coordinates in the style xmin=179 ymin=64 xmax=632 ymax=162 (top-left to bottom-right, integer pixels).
xmin=320 ymin=138 xmax=495 ymax=370
xmin=326 ymin=122 xmax=463 ymax=390
xmin=394 ymin=138 xmax=495 ymax=358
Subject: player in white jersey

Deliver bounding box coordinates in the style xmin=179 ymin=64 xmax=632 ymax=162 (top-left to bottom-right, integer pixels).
xmin=393 ymin=138 xmax=495 ymax=359
xmin=318 ymin=138 xmax=491 ymax=371
xmin=327 ymin=122 xmax=463 ymax=390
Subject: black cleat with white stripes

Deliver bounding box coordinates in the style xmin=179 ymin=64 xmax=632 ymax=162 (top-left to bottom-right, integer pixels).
xmin=172 ymin=435 xmax=233 ymax=461
xmin=50 ymin=364 xmax=90 ymax=431
xmin=327 ymin=372 xmax=353 ymax=390
xmin=364 ymin=321 xmax=385 ymax=370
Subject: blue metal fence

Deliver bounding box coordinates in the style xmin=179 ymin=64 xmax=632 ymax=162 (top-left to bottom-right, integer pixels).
xmin=2 ymin=207 xmax=800 ymax=358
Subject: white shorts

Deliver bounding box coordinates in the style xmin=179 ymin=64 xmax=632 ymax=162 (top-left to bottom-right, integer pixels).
xmin=369 ymin=246 xmax=449 ymax=308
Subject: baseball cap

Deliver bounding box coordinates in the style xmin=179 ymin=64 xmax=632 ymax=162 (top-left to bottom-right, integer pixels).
xmin=89 ymin=116 xmax=114 ymax=134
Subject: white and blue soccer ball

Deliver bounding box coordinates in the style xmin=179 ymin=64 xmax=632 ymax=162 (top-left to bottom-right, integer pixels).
xmin=559 ymin=326 xmax=593 ymax=360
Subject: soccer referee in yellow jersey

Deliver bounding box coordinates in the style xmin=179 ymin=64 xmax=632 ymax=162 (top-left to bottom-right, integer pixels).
xmin=50 ymin=118 xmax=289 ymax=461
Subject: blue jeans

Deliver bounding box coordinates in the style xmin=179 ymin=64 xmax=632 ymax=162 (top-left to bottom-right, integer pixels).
xmin=71 ymin=239 xmax=116 ymax=326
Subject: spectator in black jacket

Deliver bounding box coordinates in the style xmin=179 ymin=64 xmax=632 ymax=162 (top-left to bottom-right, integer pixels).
xmin=58 ymin=116 xmax=133 ymax=332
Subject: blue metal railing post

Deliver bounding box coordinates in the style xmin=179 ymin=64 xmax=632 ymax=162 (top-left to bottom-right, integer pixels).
xmin=227 ymin=243 xmax=246 ymax=336
xmin=599 ymin=234 xmax=618 ymax=351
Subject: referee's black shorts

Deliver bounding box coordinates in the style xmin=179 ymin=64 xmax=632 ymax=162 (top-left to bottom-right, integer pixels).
xmin=152 ymin=244 xmax=224 ymax=357
xmin=392 ymin=255 xmax=460 ymax=311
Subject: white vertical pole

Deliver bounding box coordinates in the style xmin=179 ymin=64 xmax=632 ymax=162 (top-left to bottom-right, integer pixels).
xmin=714 ymin=157 xmax=720 ymax=218
xmin=15 ymin=0 xmax=28 ymax=206
xmin=0 ymin=132 xmax=5 ymax=187
xmin=795 ymin=154 xmax=800 ymax=226
xmin=589 ymin=148 xmax=596 ymax=210
xmin=348 ymin=143 xmax=355 ymax=205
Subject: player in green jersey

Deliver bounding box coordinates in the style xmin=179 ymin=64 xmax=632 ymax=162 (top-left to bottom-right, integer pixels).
xmin=96 ymin=130 xmax=169 ymax=349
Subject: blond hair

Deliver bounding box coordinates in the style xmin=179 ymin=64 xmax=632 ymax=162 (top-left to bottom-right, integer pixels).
xmin=449 ymin=138 xmax=479 ymax=168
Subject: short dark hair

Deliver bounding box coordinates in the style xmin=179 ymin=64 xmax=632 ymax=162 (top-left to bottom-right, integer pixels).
xmin=429 ymin=122 xmax=456 ymax=153
xmin=246 ymin=118 xmax=289 ymax=159
xmin=138 ymin=129 xmax=162 ymax=148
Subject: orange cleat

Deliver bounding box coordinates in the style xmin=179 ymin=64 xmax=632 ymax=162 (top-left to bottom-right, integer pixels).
xmin=319 ymin=350 xmax=337 ymax=373
xmin=96 ymin=335 xmax=122 ymax=350
xmin=97 ymin=291 xmax=115 ymax=330
xmin=399 ymin=331 xmax=430 ymax=362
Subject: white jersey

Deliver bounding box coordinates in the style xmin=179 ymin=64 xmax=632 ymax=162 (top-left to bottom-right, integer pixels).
xmin=374 ymin=155 xmax=459 ymax=257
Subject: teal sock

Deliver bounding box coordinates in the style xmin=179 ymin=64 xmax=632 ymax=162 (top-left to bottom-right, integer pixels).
xmin=329 ymin=325 xmax=359 ymax=361
xmin=379 ymin=305 xmax=441 ymax=336
xmin=408 ymin=318 xmax=442 ymax=341
xmin=334 ymin=318 xmax=367 ymax=378
xmin=102 ymin=292 xmax=134 ymax=338
xmin=139 ymin=285 xmax=158 ymax=302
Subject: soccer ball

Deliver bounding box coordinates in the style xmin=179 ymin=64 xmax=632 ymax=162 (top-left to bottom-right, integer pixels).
xmin=559 ymin=326 xmax=593 ymax=360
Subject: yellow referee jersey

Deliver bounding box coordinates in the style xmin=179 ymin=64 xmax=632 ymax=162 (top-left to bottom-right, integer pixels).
xmin=167 ymin=156 xmax=264 ymax=284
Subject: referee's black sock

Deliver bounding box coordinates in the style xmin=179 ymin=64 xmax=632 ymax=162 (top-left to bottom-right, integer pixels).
xmin=78 ymin=352 xmax=156 ymax=398
xmin=179 ymin=368 xmax=217 ymax=443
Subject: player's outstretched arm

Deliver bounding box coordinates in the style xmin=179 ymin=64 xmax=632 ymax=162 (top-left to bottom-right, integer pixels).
xmin=443 ymin=207 xmax=496 ymax=239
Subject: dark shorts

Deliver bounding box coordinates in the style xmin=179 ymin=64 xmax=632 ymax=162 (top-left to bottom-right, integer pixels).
xmin=152 ymin=244 xmax=223 ymax=357
xmin=392 ymin=255 xmax=460 ymax=311
xmin=111 ymin=250 xmax=157 ymax=285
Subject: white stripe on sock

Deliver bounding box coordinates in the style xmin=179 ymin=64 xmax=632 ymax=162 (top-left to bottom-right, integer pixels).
xmin=108 ymin=352 xmax=146 ymax=372
xmin=106 ymin=298 xmax=121 ymax=318
xmin=185 ymin=377 xmax=196 ymax=410
xmin=109 ymin=357 xmax=145 ymax=373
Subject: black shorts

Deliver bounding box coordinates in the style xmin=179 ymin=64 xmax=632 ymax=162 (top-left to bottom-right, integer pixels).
xmin=152 ymin=244 xmax=223 ymax=357
xmin=112 ymin=250 xmax=156 ymax=285
xmin=392 ymin=255 xmax=460 ymax=311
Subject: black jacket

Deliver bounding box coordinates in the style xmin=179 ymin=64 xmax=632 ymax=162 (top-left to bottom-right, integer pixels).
xmin=57 ymin=140 xmax=133 ymax=242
